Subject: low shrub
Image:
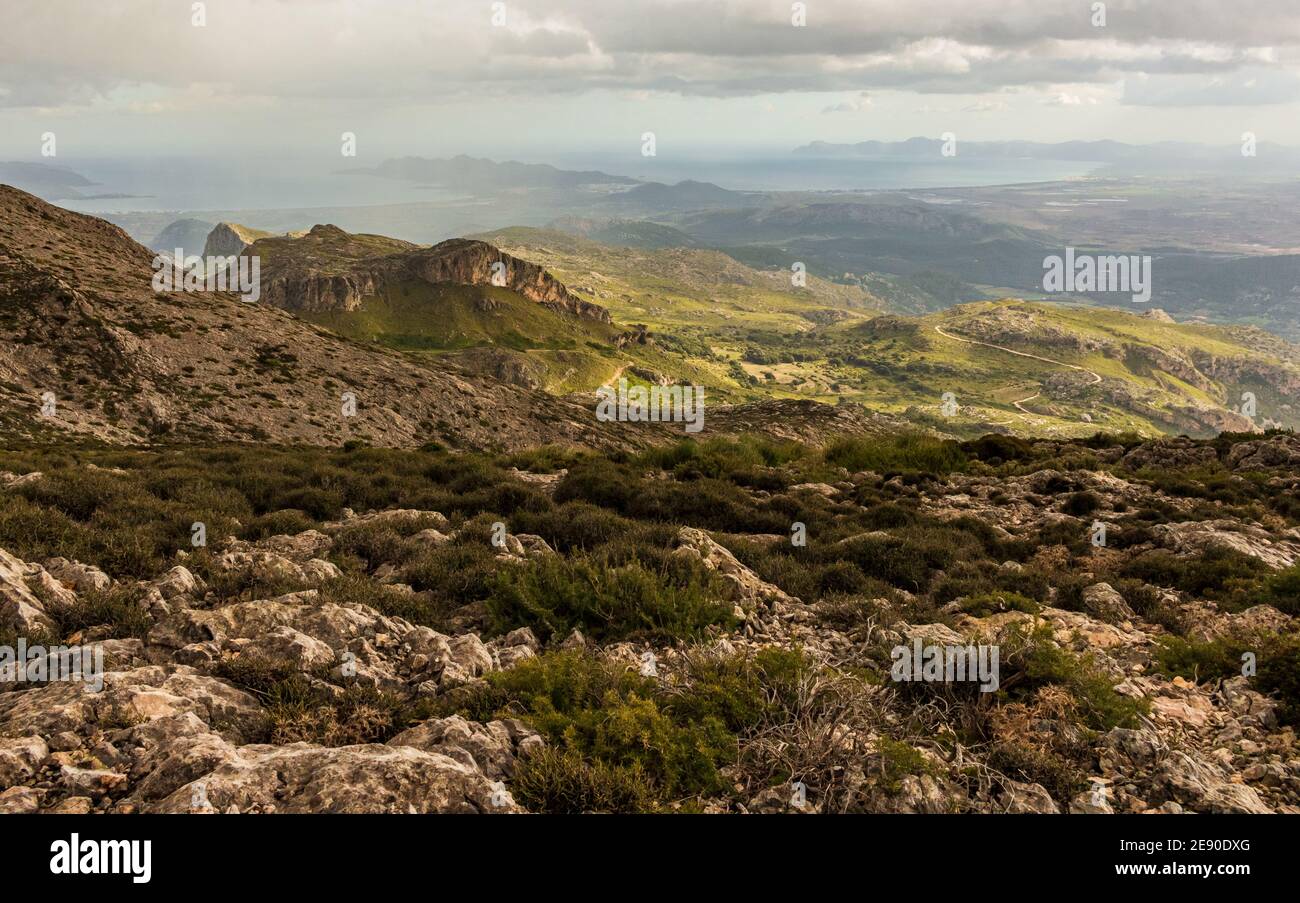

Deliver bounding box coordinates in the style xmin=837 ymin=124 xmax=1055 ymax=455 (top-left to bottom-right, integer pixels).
xmin=485 ymin=553 xmax=734 ymax=643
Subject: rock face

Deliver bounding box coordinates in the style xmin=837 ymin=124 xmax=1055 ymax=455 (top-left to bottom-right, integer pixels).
xmin=201 ymin=222 xmax=274 ymax=260
xmin=0 ymin=548 xmax=58 ymax=633
xmin=1226 ymin=434 xmax=1300 ymax=470
xmin=1153 ymin=519 xmax=1300 ymax=569
xmin=254 ymin=228 xmax=611 ymax=323
xmin=674 ymin=526 xmax=795 ymax=609
xmin=1082 ymin=582 xmax=1136 ymax=624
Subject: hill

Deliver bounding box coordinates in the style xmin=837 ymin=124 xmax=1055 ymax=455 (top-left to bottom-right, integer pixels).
xmin=149 ymin=218 xmax=217 ymax=256
xmin=476 ymin=225 xmax=883 ymax=333
xmin=793 ymin=301 xmax=1300 ymax=437
xmin=351 ymin=155 xmax=639 ymax=191
xmin=473 ymin=228 xmax=1300 ymax=437
xmin=0 ymin=185 xmax=643 ymax=451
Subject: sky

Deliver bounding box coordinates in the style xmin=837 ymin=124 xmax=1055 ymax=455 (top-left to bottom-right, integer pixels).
xmin=2 ymin=0 xmax=1300 ymax=162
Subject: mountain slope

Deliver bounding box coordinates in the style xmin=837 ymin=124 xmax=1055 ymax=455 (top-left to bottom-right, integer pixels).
xmin=476 ymin=225 xmax=884 ymax=333
xmin=809 ymin=301 xmax=1300 ymax=437
xmin=354 ymin=155 xmax=639 ymax=190
xmin=0 ymin=185 xmax=647 ymax=451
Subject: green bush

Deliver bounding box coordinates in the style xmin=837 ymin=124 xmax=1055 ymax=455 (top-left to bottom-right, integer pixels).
xmin=1120 ymin=548 xmax=1263 ymax=609
xmin=510 ymin=747 xmax=656 ymax=814
xmin=44 ymin=585 xmax=153 ymax=640
xmin=1253 ymin=564 xmax=1300 ymax=616
xmin=1000 ymin=624 xmax=1146 ymax=732
xmin=1155 ymin=633 xmax=1300 ymax=725
xmin=402 ymin=541 xmax=500 ymax=603
xmin=823 ymin=434 xmax=967 ymax=475
xmin=957 ymin=591 xmax=1040 ymax=617
xmin=438 ymin=648 xmax=831 ymax=813
xmin=471 ymin=652 xmax=731 ymax=809
xmin=485 ymin=554 xmax=734 ymax=643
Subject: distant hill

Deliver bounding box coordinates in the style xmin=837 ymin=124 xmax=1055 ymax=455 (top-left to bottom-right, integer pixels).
xmin=242 ymin=224 xmax=670 ymax=394
xmin=248 ymin=225 xmax=609 ymax=322
xmin=600 ymin=179 xmax=750 ymax=213
xmin=547 ymin=216 xmax=701 ymax=250
xmin=149 ymin=218 xmax=216 ymax=255
xmin=478 ymin=226 xmax=1300 ymax=436
xmin=669 ymin=198 xmax=1300 ymax=340
xmin=0 ymin=161 xmax=97 ymax=200
xmin=475 ymin=224 xmax=884 ymax=335
xmin=351 ymin=155 xmax=638 ymax=191
xmin=203 ymin=222 xmax=278 ymax=259
xmin=781 ymin=300 xmax=1300 ymax=437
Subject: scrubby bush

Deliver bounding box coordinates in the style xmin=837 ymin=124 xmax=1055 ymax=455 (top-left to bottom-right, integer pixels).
xmin=485 ymin=554 xmax=734 ymax=643
xmin=44 ymin=585 xmax=153 ymax=640
xmin=510 ymin=748 xmax=656 ymax=814
xmin=214 ymin=658 xmax=437 ymax=746
xmin=1062 ymin=491 xmax=1101 ymax=516
xmin=823 ymin=434 xmax=966 ymax=475
xmin=402 ymin=541 xmax=500 ymax=604
xmin=1155 ymin=633 xmax=1300 ymax=725
xmin=1119 ymin=548 xmax=1263 ymax=609
xmin=437 ymin=648 xmax=842 ymax=812
xmin=1253 ymin=564 xmax=1300 ymax=616
xmin=999 ymin=624 xmax=1146 ymax=732
xmin=957 ymin=591 xmax=1040 ymax=617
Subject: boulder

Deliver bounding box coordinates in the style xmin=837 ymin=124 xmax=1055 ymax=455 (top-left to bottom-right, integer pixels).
xmin=148 ymin=743 xmax=519 ymax=814
xmin=673 ymin=527 xmax=796 ymax=608
xmin=0 ymin=549 xmax=57 ymax=633
xmin=1081 ymin=582 xmax=1135 ymax=624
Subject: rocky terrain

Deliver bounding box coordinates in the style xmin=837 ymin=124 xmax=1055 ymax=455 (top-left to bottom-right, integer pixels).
xmin=1 ymin=431 xmax=1297 ymax=814
xmin=2 ymin=186 xmax=1299 ymax=816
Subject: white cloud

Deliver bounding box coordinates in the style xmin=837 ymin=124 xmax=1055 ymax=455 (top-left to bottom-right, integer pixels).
xmin=962 ymin=99 xmax=1010 ymax=112
xmin=822 ymin=92 xmax=873 ymax=113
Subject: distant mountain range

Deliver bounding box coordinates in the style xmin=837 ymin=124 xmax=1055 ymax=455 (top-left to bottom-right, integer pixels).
xmin=351 ymin=155 xmax=750 ymax=212
xmin=347 ymin=154 xmax=638 ymax=190
xmin=794 ymin=137 xmax=1300 ymax=166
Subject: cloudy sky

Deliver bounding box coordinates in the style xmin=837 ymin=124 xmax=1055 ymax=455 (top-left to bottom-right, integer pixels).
xmin=2 ymin=0 xmax=1300 ymax=160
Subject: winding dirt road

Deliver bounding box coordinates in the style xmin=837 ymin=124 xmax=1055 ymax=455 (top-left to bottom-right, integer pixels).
xmin=932 ymin=323 xmax=1103 ymax=417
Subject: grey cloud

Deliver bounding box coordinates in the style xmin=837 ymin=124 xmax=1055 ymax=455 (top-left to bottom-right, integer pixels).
xmin=1 ymin=0 xmax=1298 ymax=108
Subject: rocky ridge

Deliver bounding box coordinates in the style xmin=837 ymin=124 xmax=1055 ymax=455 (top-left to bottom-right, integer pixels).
xmin=254 ymin=228 xmax=611 ymax=323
